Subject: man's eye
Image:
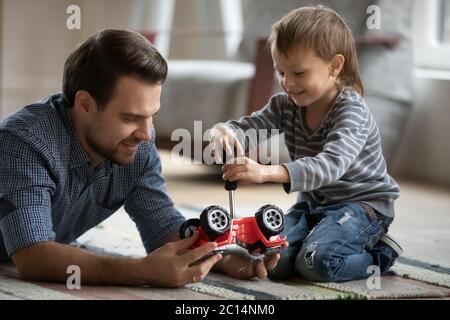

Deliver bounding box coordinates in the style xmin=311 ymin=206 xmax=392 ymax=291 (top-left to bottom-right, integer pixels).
xmin=277 ymin=72 xmax=285 ymax=77
xmin=295 ymin=72 xmax=304 ymax=76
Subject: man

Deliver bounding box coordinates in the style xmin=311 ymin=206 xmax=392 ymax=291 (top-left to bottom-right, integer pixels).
xmin=0 ymin=29 xmax=279 ymax=287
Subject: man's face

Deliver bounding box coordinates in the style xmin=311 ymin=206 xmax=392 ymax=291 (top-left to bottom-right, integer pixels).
xmin=84 ymin=76 xmax=161 ymax=166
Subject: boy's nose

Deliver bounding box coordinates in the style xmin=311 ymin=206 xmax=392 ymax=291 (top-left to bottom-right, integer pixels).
xmin=284 ymin=76 xmax=296 ymax=89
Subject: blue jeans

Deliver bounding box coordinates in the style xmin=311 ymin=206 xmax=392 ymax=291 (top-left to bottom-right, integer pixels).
xmin=269 ymin=201 xmax=394 ymax=282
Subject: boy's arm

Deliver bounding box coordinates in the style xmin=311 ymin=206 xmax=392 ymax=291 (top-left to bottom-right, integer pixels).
xmin=214 ymin=94 xmax=287 ymax=152
xmin=222 ymin=157 xmax=290 ymax=184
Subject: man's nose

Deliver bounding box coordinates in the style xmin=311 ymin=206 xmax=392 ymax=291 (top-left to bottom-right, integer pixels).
xmin=135 ymin=120 xmax=152 ymax=141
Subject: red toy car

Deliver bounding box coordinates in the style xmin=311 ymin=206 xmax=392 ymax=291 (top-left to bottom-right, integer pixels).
xmin=179 ymin=204 xmax=287 ymax=261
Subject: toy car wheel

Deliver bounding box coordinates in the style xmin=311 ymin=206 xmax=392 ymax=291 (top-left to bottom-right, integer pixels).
xmin=255 ymin=205 xmax=285 ymax=238
xmin=179 ymin=218 xmax=200 ymax=239
xmin=200 ymin=205 xmax=231 ymax=239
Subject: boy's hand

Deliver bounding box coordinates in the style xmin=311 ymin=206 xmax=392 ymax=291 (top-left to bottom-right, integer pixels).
xmin=222 ymin=157 xmax=290 ymax=184
xmin=215 ymin=253 xmax=281 ymax=279
xmin=209 ymin=124 xmax=244 ymax=163
xmin=222 ymin=157 xmax=267 ymax=184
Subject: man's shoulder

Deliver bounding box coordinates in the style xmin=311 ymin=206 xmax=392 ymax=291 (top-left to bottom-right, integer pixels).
xmin=0 ymin=93 xmax=69 ymax=159
xmin=0 ymin=93 xmax=64 ymax=134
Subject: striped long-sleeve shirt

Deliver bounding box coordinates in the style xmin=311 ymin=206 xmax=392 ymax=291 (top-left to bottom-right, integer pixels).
xmin=226 ymin=88 xmax=399 ymax=217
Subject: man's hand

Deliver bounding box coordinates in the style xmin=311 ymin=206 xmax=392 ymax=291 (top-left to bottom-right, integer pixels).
xmin=209 ymin=124 xmax=244 ymax=163
xmin=139 ymin=231 xmax=222 ymax=287
xmin=12 ymin=232 xmax=222 ymax=288
xmin=215 ymin=254 xmax=281 ymax=280
xmin=222 ymin=157 xmax=290 ymax=184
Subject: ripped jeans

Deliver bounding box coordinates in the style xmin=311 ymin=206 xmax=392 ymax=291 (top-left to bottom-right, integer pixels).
xmin=268 ymin=201 xmax=393 ymax=282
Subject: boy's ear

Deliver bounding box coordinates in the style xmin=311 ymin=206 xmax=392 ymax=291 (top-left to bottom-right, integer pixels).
xmin=329 ymin=54 xmax=345 ymax=78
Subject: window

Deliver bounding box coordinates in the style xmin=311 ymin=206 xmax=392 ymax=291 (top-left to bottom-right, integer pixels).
xmin=220 ymin=0 xmax=243 ymax=59
xmin=414 ymin=0 xmax=450 ymax=70
xmin=438 ymin=0 xmax=450 ymax=43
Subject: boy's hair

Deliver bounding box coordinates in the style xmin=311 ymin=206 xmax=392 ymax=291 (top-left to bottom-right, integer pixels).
xmin=63 ymin=29 xmax=168 ymax=108
xmin=268 ymin=6 xmax=364 ymax=96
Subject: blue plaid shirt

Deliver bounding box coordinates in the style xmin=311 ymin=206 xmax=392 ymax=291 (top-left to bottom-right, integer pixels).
xmin=0 ymin=93 xmax=185 ymax=260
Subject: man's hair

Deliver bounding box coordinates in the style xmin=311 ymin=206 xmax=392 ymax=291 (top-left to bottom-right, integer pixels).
xmin=63 ymin=29 xmax=168 ymax=108
xmin=268 ymin=6 xmax=364 ymax=96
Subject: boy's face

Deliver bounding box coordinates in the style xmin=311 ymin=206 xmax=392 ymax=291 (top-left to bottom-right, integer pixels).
xmin=272 ymin=45 xmax=336 ymax=108
xmin=77 ymin=76 xmax=161 ymax=166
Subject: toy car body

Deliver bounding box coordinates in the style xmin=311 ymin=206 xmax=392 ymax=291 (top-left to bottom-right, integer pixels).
xmin=180 ymin=204 xmax=287 ymax=261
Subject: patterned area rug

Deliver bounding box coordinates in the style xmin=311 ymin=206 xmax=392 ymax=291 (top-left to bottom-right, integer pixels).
xmin=0 ymin=205 xmax=449 ymax=300
xmin=178 ymin=204 xmax=450 ymax=299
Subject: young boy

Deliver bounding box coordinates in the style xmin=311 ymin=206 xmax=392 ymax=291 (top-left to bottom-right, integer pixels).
xmin=209 ymin=6 xmax=402 ymax=282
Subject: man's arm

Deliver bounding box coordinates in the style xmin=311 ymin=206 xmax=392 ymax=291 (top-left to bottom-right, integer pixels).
xmin=12 ymin=232 xmax=222 ymax=288
xmin=12 ymin=242 xmax=143 ymax=285
xmin=124 ymin=138 xmax=186 ymax=254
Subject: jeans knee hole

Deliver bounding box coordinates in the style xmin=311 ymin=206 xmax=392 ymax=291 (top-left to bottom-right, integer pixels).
xmin=336 ymin=210 xmax=353 ymax=225
xmin=303 ymin=243 xmax=318 ymax=269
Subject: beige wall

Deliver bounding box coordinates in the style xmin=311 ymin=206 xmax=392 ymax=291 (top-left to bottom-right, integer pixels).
xmin=0 ymin=0 xmax=140 ymax=117
xmin=1 ymin=0 xmax=82 ymax=116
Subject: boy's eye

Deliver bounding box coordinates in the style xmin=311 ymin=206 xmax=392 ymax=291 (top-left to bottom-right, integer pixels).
xmin=277 ymin=72 xmax=285 ymax=77
xmin=295 ymin=72 xmax=304 ymax=76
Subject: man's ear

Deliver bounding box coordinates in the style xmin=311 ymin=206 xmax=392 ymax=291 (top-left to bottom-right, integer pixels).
xmin=329 ymin=54 xmax=345 ymax=79
xmin=74 ymin=90 xmax=97 ymax=113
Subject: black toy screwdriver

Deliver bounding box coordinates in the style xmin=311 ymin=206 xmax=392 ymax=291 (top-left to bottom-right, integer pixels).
xmin=221 ymin=148 xmax=238 ymax=219
xmin=225 ymin=180 xmax=237 ymax=219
